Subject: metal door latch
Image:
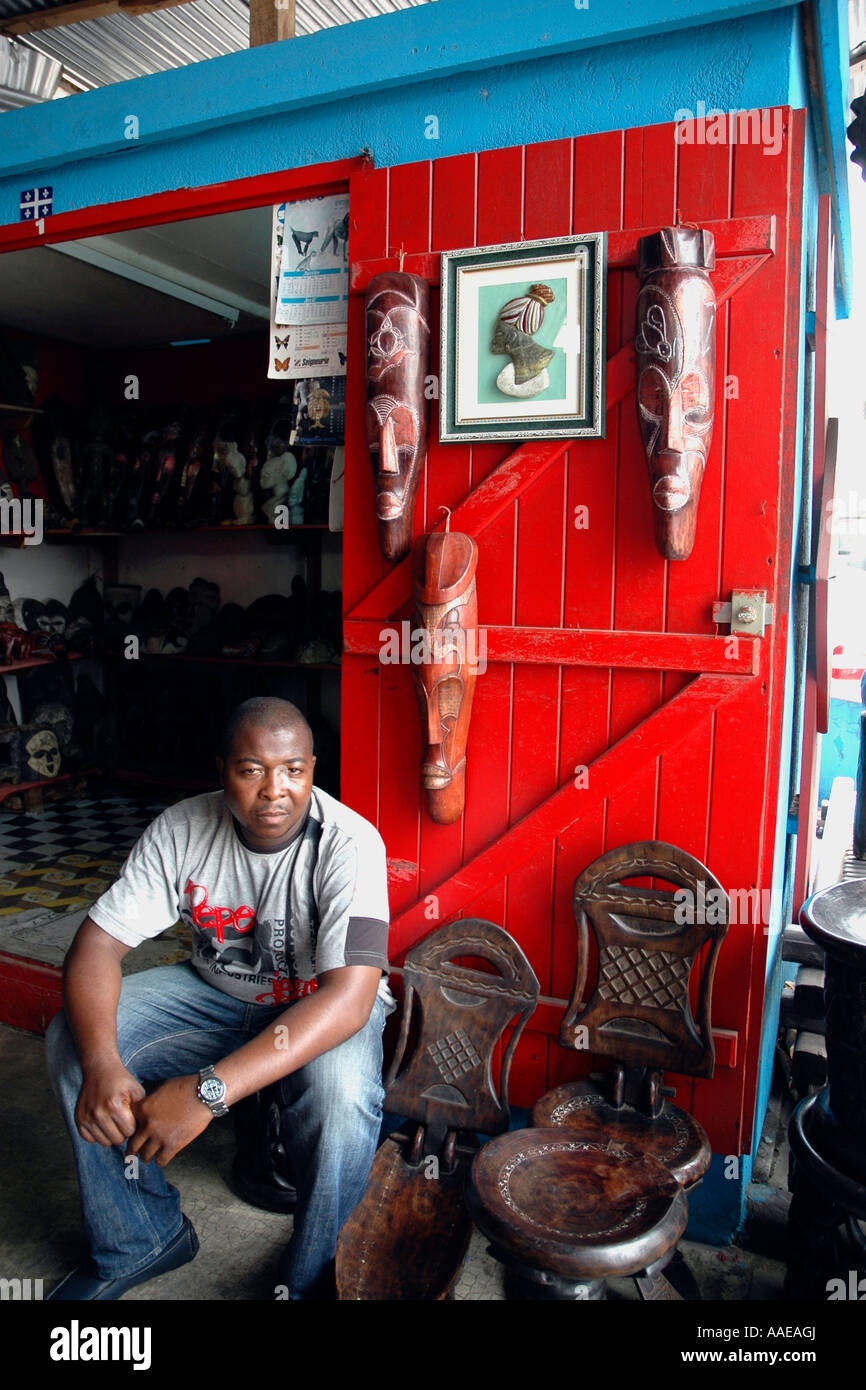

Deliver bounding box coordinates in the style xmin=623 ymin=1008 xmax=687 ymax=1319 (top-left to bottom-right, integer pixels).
xmin=712 ymin=589 xmax=774 ymax=637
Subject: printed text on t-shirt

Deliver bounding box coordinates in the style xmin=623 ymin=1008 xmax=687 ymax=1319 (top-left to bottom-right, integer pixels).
xmin=184 ymin=878 xmax=256 ymax=943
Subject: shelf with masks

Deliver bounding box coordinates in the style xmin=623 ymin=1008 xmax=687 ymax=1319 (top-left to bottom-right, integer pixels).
xmin=0 ymin=206 xmax=348 ymax=803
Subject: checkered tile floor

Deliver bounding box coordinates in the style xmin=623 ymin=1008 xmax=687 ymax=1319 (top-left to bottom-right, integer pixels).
xmin=0 ymin=788 xmax=182 ymax=970
xmin=0 ymin=790 xmax=169 ymax=871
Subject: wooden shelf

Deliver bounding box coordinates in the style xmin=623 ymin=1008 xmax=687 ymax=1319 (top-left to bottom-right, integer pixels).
xmin=104 ymin=651 xmax=340 ymax=671
xmin=0 ymin=523 xmax=331 ymax=549
xmin=0 ymin=765 xmax=101 ymax=805
xmin=0 ymin=772 xmax=74 ymax=803
xmin=193 ymin=524 xmax=329 ymax=533
xmin=0 ymin=651 xmax=90 ymax=675
xmin=0 ymin=402 xmax=41 ymax=432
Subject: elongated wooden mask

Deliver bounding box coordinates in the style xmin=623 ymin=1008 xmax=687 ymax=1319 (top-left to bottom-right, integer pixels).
xmin=635 ymin=227 xmax=716 ymax=561
xmin=365 ymin=272 xmax=430 ymax=561
xmin=411 ymin=531 xmax=480 ymax=824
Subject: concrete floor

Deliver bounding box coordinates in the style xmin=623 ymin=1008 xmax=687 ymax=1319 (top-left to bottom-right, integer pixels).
xmin=0 ymin=1021 xmax=790 ymax=1301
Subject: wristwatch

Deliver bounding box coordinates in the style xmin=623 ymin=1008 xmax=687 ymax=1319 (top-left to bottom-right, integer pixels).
xmin=196 ymin=1065 xmax=229 ymax=1117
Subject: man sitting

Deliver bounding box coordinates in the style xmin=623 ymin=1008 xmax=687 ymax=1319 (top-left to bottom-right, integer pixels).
xmin=45 ymin=696 xmax=392 ymax=1301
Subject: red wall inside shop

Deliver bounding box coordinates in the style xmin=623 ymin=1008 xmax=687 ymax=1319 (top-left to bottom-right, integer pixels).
xmin=341 ymin=114 xmax=805 ymax=1158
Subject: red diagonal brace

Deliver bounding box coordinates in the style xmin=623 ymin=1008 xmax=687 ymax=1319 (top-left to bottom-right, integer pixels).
xmin=389 ymin=672 xmax=748 ymax=949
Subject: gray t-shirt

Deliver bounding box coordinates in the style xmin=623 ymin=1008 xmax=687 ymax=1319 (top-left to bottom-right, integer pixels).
xmin=89 ymin=787 xmax=394 ymax=1009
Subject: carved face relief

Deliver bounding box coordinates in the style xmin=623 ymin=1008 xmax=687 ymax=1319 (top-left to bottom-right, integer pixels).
xmin=635 ymin=228 xmax=717 ymax=561
xmin=491 ymin=283 xmax=556 ymax=397
xmin=25 ymin=728 xmax=61 ymax=779
xmin=365 ymin=272 xmax=431 ymax=561
xmin=411 ymin=532 xmax=479 ymax=825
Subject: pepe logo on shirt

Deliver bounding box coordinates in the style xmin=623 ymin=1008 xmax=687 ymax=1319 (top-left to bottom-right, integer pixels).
xmin=184 ymin=877 xmax=256 ymax=943
xmin=184 ymin=878 xmax=295 ymax=981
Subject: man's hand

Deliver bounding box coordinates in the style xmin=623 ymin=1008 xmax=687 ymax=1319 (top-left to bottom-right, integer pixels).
xmin=127 ymin=1075 xmax=213 ymax=1167
xmin=76 ymin=1059 xmax=145 ymax=1147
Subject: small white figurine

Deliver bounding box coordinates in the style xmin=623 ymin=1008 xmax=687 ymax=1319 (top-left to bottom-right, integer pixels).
xmin=260 ymin=446 xmax=297 ymax=526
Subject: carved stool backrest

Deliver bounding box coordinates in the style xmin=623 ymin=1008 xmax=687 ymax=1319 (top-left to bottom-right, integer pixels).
xmin=385 ymin=918 xmax=539 ymax=1137
xmin=562 ymin=842 xmax=729 ymax=1079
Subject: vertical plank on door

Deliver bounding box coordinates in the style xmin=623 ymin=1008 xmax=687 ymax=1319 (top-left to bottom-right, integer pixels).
xmin=342 ymin=164 xmax=390 ymax=828
xmin=505 ymin=139 xmax=572 ymax=1097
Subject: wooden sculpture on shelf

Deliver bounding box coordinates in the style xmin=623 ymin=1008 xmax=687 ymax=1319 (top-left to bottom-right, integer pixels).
xmin=365 ymin=271 xmax=430 ymax=561
xmin=411 ymin=528 xmax=479 ymax=825
xmin=635 ymin=226 xmax=717 ymax=562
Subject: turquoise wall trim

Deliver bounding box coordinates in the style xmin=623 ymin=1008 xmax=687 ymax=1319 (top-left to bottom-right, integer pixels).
xmin=821 ymin=699 xmax=862 ymax=799
xmin=812 ymin=0 xmax=853 ymax=315
xmin=0 ymin=2 xmax=849 ymax=306
xmin=0 ymin=0 xmax=800 ymax=178
xmin=687 ymin=1153 xmax=752 ymax=1245
xmin=0 ymin=9 xmax=799 ymax=223
xmin=788 ymin=5 xmax=810 ymax=110
xmin=749 ymin=110 xmax=817 ymax=1171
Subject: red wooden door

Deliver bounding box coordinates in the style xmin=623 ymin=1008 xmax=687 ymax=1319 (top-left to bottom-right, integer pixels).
xmin=342 ymin=112 xmax=805 ymax=1159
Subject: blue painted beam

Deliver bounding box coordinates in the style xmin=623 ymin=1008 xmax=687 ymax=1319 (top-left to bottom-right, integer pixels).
xmin=0 ymin=0 xmax=801 ymax=177
xmin=0 ymin=11 xmax=803 ymax=224
xmin=812 ymin=0 xmax=853 ymax=315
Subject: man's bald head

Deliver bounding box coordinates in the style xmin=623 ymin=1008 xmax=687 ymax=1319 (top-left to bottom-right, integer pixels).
xmin=219 ymin=698 xmax=314 ymax=762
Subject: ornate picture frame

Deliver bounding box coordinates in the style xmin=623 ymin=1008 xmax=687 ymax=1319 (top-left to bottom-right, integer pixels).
xmin=439 ymin=232 xmax=606 ymax=443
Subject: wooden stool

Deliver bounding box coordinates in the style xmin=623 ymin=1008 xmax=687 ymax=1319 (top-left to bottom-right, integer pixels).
xmin=336 ymin=918 xmax=538 ymax=1300
xmin=468 ymin=1131 xmax=687 ymax=1299
xmin=532 ymin=1079 xmax=710 ymax=1189
xmin=467 ymin=842 xmax=729 ymax=1299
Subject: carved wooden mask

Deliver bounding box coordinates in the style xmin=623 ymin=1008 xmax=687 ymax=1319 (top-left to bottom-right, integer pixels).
xmin=365 ymin=272 xmax=431 ymax=561
xmin=411 ymin=531 xmax=479 ymax=824
xmin=635 ymin=227 xmax=716 ymax=561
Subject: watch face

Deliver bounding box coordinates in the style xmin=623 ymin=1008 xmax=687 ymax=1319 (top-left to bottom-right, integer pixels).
xmin=200 ymin=1077 xmax=225 ymax=1103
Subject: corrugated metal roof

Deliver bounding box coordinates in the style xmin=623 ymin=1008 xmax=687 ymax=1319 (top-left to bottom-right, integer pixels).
xmin=2 ymin=0 xmax=430 ymax=94
xmin=0 ymin=34 xmax=60 ymax=105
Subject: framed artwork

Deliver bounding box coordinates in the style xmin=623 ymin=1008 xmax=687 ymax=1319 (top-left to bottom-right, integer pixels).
xmin=439 ymin=233 xmax=606 ymax=443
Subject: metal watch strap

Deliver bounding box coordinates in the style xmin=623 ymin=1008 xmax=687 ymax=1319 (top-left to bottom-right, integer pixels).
xmin=197 ymin=1064 xmax=229 ymax=1117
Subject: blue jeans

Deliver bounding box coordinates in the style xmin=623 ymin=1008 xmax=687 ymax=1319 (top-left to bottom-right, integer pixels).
xmin=44 ymin=962 xmax=386 ymax=1299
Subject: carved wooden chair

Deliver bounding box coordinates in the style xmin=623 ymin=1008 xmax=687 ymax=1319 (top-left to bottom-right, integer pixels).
xmin=336 ymin=917 xmax=539 ymax=1300
xmin=466 ymin=842 xmax=729 ymax=1300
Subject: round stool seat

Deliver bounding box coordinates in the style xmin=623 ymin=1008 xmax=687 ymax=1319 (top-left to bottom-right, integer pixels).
xmin=532 ymin=1082 xmax=710 ymax=1189
xmin=467 ymin=1128 xmax=688 ymax=1282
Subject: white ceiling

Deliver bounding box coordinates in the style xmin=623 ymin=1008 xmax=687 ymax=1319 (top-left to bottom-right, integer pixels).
xmin=0 ymin=202 xmax=273 ymax=347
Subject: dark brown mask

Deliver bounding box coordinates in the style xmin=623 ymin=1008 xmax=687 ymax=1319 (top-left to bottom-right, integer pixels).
xmin=635 ymin=227 xmax=716 ymax=561
xmin=365 ymin=272 xmax=431 ymax=561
